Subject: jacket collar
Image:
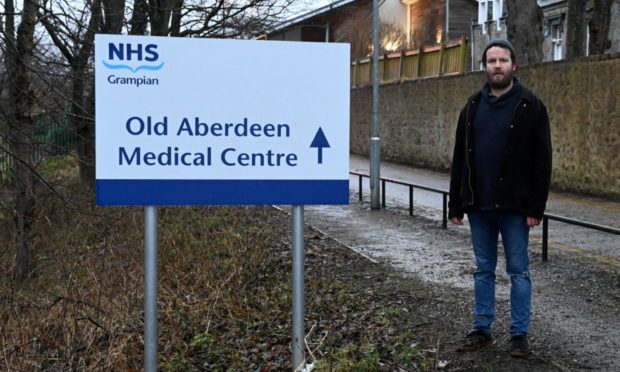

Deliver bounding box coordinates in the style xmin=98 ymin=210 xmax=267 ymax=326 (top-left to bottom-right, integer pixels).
xmin=469 ymin=78 xmax=536 ymax=104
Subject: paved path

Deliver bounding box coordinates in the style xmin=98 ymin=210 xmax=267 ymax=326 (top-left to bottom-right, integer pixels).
xmin=346 ymin=154 xmax=620 ymax=261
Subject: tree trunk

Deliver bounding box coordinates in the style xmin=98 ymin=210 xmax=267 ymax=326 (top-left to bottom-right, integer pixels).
xmin=4 ymin=0 xmax=39 ymax=280
xmin=73 ymin=69 xmax=96 ymax=188
xmin=505 ymin=0 xmax=544 ymax=65
xmin=41 ymin=0 xmax=124 ymax=188
xmin=149 ymin=0 xmax=173 ymax=36
xmin=73 ymin=0 xmax=103 ymax=188
xmin=148 ymin=0 xmax=186 ymax=36
xmin=129 ymin=0 xmax=149 ymax=35
xmin=588 ymin=0 xmax=613 ymax=55
xmin=103 ymin=0 xmax=126 ymax=34
xmin=566 ymin=0 xmax=588 ymax=58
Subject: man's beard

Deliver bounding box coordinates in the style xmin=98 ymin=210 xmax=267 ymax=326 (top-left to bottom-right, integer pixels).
xmin=487 ymin=70 xmax=513 ymax=90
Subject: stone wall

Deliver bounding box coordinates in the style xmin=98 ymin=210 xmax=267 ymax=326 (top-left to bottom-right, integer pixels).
xmin=350 ymin=54 xmax=620 ymax=199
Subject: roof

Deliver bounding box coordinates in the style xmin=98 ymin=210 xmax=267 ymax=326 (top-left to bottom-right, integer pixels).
xmin=267 ymin=0 xmax=359 ymax=34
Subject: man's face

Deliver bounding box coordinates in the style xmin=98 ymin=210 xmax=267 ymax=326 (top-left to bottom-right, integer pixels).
xmin=484 ymin=46 xmax=516 ymax=90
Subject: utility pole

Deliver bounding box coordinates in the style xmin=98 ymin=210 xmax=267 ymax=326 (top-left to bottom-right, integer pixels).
xmin=445 ymin=0 xmax=450 ymax=41
xmin=370 ymin=0 xmax=381 ymax=210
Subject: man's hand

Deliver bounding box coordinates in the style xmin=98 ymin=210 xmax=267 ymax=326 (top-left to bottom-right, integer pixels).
xmin=527 ymin=217 xmax=540 ymax=227
xmin=451 ymin=217 xmax=463 ymax=225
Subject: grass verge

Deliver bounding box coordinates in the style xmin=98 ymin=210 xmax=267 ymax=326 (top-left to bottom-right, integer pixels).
xmin=0 ymin=156 xmax=434 ymax=370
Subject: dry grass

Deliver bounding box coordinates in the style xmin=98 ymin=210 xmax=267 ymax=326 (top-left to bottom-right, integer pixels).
xmin=0 ymin=155 xmax=291 ymax=370
xmin=0 ymin=201 xmax=290 ymax=370
xmin=0 ymin=155 xmax=436 ymax=371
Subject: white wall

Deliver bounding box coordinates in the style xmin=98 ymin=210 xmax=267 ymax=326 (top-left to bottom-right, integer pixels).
xmin=380 ymin=0 xmax=408 ymax=31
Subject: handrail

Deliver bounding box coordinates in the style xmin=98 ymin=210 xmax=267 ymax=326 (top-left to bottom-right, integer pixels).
xmin=350 ymin=171 xmax=449 ymax=229
xmin=542 ymin=213 xmax=620 ymax=261
xmin=350 ymin=171 xmax=620 ymax=262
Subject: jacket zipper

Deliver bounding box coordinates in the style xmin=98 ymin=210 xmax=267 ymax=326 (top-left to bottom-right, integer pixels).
xmin=495 ymin=97 xmax=524 ymax=208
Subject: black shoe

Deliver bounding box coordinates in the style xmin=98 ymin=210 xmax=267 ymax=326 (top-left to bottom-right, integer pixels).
xmin=509 ymin=334 xmax=530 ymax=358
xmin=456 ymin=330 xmax=492 ymax=352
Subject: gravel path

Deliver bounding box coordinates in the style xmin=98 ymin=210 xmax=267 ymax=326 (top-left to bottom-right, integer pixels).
xmin=298 ymin=185 xmax=620 ymax=371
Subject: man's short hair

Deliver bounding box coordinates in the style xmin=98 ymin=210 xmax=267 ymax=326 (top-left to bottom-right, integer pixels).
xmin=482 ymin=39 xmax=516 ymax=66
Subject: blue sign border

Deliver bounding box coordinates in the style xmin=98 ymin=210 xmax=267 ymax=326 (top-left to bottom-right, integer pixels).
xmin=97 ymin=179 xmax=349 ymax=205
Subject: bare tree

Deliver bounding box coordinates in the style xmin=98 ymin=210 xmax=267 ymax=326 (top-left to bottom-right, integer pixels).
xmin=505 ymin=0 xmax=543 ymax=65
xmin=0 ymin=0 xmax=310 ymax=279
xmin=566 ymin=0 xmax=588 ymax=58
xmin=37 ymin=0 xmax=300 ymax=187
xmin=129 ymin=0 xmax=149 ymax=35
xmin=2 ymin=0 xmax=40 ymax=280
xmin=118 ymin=0 xmax=301 ymax=38
xmin=504 ymin=0 xmax=613 ymax=61
xmin=39 ymin=0 xmax=108 ymax=187
xmin=152 ymin=0 xmax=298 ymax=38
xmin=588 ymin=0 xmax=614 ymax=55
xmin=149 ymin=0 xmax=184 ymax=36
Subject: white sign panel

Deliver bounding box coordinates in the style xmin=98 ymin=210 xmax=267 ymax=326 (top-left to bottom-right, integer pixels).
xmin=95 ymin=35 xmax=350 ymax=205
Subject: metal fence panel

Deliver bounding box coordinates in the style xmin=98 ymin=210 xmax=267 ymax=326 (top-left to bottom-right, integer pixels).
xmin=0 ymin=118 xmax=75 ymax=184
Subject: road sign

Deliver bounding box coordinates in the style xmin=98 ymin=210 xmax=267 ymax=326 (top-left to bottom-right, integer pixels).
xmin=95 ymin=35 xmax=350 ymax=205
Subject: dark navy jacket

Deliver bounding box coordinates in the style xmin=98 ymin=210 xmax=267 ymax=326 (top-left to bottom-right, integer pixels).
xmin=448 ymin=85 xmax=552 ymax=220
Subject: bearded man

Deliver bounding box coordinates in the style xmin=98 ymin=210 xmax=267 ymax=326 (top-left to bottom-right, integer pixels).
xmin=448 ymin=39 xmax=552 ymax=357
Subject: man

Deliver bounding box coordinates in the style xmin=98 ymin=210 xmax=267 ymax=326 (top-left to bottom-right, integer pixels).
xmin=448 ymin=39 xmax=552 ymax=357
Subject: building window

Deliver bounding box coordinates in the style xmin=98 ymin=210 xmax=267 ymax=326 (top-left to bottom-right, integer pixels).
xmin=478 ymin=0 xmax=503 ymax=33
xmin=550 ymin=19 xmax=563 ymax=60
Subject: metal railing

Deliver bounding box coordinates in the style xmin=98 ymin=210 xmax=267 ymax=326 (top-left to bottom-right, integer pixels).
xmin=542 ymin=214 xmax=620 ymax=261
xmin=0 ymin=120 xmax=75 ymax=184
xmin=350 ymin=171 xmax=449 ymax=229
xmin=350 ymin=171 xmax=620 ymax=261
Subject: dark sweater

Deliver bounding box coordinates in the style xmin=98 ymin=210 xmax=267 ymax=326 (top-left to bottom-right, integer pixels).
xmin=473 ymin=79 xmax=522 ymax=210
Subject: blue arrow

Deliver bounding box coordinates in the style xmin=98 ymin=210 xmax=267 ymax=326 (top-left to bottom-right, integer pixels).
xmin=310 ymin=127 xmax=331 ymax=164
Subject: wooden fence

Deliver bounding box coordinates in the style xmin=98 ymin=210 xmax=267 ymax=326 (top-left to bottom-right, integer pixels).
xmin=351 ymin=36 xmax=468 ymax=86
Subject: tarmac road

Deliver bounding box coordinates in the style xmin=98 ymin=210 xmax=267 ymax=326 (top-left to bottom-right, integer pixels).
xmin=300 ymin=154 xmax=620 ymax=371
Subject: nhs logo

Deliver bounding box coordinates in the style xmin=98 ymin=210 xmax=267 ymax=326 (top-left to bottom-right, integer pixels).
xmin=103 ymin=43 xmax=164 ymax=73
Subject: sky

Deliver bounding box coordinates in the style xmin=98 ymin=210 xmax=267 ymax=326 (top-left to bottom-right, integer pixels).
xmin=290 ymin=0 xmax=335 ymax=16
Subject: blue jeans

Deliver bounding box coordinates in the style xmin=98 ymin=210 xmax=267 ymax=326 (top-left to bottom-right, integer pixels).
xmin=467 ymin=211 xmax=531 ymax=336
